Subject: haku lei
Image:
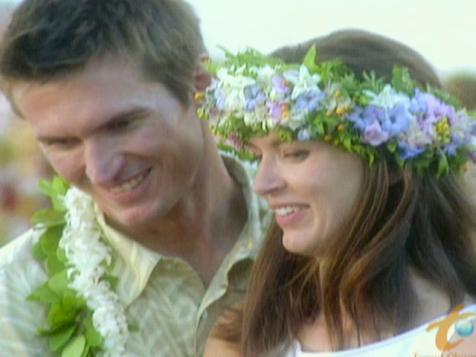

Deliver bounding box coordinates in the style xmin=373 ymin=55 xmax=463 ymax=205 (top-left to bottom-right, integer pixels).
xmin=197 ymin=47 xmax=476 ymax=176
xmin=29 ymin=177 xmax=129 ymax=357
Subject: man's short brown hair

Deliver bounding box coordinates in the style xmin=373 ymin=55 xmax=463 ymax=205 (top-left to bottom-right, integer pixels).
xmin=0 ymin=0 xmax=205 ymax=105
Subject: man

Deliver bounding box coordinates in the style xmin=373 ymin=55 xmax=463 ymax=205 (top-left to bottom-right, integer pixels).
xmin=0 ymin=0 xmax=267 ymax=356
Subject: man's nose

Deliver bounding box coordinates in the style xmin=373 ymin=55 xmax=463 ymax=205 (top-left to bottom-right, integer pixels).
xmin=252 ymin=156 xmax=286 ymax=196
xmin=84 ymin=138 xmax=123 ymax=184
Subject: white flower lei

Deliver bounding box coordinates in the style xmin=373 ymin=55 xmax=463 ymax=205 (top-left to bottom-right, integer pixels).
xmin=60 ymin=187 xmax=129 ymax=356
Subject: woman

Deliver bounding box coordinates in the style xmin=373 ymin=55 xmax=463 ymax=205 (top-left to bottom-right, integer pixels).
xmin=201 ymin=30 xmax=476 ymax=356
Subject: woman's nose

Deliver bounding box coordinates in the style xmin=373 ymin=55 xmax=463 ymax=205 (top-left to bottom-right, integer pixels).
xmin=252 ymin=156 xmax=286 ymax=196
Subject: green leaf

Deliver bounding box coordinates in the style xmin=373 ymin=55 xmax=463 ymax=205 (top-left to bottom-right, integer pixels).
xmin=48 ymin=271 xmax=69 ymax=295
xmin=47 ymin=255 xmax=65 ymax=275
xmin=32 ymin=238 xmax=48 ymax=261
xmin=39 ymin=177 xmax=69 ymax=211
xmin=28 ymin=282 xmax=60 ymax=305
xmin=343 ymin=136 xmax=352 ymax=151
xmin=80 ymin=344 xmax=91 ymax=357
xmin=62 ymin=291 xmax=85 ymax=312
xmin=437 ymin=153 xmax=449 ymax=178
xmin=47 ymin=302 xmax=77 ymax=328
xmin=32 ymin=209 xmax=65 ymax=227
xmin=103 ymin=273 xmax=119 ymax=291
xmin=57 ymin=247 xmax=68 ymax=263
xmin=84 ymin=315 xmax=103 ymax=348
xmin=40 ymin=226 xmax=63 ymax=257
xmin=303 ymin=46 xmax=318 ymax=72
xmin=49 ymin=324 xmax=76 ymax=352
xmin=391 ymin=67 xmax=415 ymax=94
xmin=62 ymin=334 xmax=86 ymax=357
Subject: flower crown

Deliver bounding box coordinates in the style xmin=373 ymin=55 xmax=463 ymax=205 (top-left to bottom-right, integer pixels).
xmin=197 ymin=47 xmax=476 ymax=176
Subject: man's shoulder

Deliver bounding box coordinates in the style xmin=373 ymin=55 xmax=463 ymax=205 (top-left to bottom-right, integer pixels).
xmin=0 ymin=229 xmax=50 ymax=355
xmin=0 ymin=228 xmax=40 ymax=270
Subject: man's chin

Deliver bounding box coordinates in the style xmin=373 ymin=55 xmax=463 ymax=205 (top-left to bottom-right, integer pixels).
xmin=103 ymin=209 xmax=153 ymax=232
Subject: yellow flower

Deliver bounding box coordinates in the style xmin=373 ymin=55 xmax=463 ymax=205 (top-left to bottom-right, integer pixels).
xmin=194 ymin=91 xmax=205 ymax=103
xmin=435 ymin=118 xmax=451 ymax=145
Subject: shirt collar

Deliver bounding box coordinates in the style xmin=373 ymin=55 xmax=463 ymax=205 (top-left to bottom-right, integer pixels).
xmin=94 ymin=152 xmax=266 ymax=306
xmin=95 ymin=205 xmax=161 ymax=306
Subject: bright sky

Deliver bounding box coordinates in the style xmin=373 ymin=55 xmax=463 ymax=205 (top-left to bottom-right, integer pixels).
xmin=1 ymin=0 xmax=475 ymax=75
xmin=188 ymin=0 xmax=476 ymax=76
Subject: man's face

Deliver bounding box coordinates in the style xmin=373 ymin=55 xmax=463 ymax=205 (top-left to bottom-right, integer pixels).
xmin=12 ymin=59 xmax=205 ymax=229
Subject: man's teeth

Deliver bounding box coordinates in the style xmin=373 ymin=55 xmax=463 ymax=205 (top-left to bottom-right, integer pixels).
xmin=110 ymin=172 xmax=147 ymax=193
xmin=275 ymin=206 xmax=303 ymax=217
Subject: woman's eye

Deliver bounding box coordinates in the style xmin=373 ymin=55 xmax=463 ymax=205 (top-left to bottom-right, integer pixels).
xmin=282 ymin=150 xmax=309 ymax=160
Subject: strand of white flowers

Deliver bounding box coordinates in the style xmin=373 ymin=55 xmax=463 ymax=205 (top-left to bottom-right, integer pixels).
xmin=59 ymin=187 xmax=129 ymax=356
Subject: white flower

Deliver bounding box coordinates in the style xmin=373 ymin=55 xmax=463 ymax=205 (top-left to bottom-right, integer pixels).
xmin=404 ymin=119 xmax=433 ymax=148
xmin=59 ymin=187 xmax=129 ymax=356
xmin=215 ymin=68 xmax=255 ymax=112
xmin=365 ymin=85 xmax=411 ymax=109
xmin=284 ymin=65 xmax=321 ymax=99
xmin=254 ymin=65 xmax=275 ymax=81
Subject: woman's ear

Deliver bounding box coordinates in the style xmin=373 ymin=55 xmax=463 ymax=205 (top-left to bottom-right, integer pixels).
xmin=193 ymin=52 xmax=212 ymax=92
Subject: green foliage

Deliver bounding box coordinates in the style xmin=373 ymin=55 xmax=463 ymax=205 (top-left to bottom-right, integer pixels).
xmin=29 ymin=177 xmax=105 ymax=356
xmin=391 ymin=67 xmax=416 ymax=95
xmin=219 ymin=46 xmax=285 ymax=77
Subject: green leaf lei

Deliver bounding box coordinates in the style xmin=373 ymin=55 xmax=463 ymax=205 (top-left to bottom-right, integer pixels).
xmin=29 ymin=177 xmax=128 ymax=357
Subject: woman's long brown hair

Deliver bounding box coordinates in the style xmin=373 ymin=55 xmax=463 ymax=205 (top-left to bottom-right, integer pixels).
xmin=213 ymin=30 xmax=476 ymax=356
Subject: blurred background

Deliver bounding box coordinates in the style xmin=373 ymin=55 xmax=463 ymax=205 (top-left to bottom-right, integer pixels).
xmin=0 ymin=0 xmax=475 ymax=244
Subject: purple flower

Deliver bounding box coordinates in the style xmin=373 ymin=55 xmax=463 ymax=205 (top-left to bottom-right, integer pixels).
xmin=267 ymin=101 xmax=286 ymax=121
xmin=348 ymin=104 xmax=410 ymax=144
xmin=398 ymin=142 xmax=425 ymax=160
xmin=410 ymin=90 xmax=457 ymax=139
xmin=293 ymin=89 xmax=325 ymax=115
xmin=244 ymin=84 xmax=266 ymax=111
xmin=444 ymin=142 xmax=459 ymax=156
xmin=272 ymin=75 xmax=290 ymax=94
xmin=381 ymin=104 xmax=411 ymax=136
xmin=364 ymin=121 xmax=389 ymax=146
xmin=347 ymin=105 xmax=384 ymax=129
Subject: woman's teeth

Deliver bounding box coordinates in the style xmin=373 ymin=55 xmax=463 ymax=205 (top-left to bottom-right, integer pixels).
xmin=275 ymin=206 xmax=303 ymax=217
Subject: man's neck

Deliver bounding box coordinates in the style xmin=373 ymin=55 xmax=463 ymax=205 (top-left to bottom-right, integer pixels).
xmin=108 ymin=137 xmax=248 ymax=285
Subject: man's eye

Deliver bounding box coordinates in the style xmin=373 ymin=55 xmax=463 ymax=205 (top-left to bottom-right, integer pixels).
xmin=43 ymin=138 xmax=80 ymax=150
xmin=109 ymin=119 xmax=132 ymax=131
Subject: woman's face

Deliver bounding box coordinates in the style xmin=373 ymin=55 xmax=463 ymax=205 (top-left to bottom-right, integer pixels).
xmin=248 ymin=132 xmax=364 ymax=256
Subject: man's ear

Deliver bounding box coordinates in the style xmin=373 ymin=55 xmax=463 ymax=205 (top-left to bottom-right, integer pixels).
xmin=193 ymin=53 xmax=212 ymax=92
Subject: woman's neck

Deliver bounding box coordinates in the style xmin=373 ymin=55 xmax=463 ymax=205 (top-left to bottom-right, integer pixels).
xmin=298 ymin=267 xmax=469 ymax=352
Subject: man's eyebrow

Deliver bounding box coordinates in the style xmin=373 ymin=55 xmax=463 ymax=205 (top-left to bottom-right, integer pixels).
xmin=37 ymin=107 xmax=152 ymax=143
xmin=102 ymin=107 xmax=152 ymax=127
